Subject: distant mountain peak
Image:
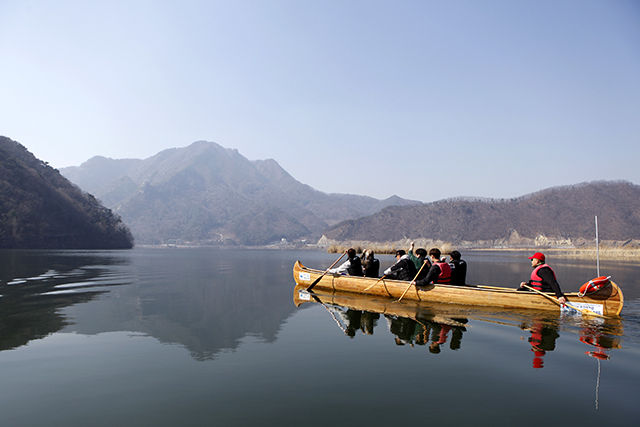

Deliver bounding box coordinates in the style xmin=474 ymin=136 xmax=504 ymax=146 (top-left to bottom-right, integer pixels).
xmin=59 ymin=140 xmax=416 ymax=245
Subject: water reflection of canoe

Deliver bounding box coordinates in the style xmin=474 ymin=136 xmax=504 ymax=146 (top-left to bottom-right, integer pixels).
xmin=294 ymin=283 xmax=623 ymax=334
xmin=293 ymin=261 xmax=624 ymax=317
xmin=294 ymin=283 xmax=472 ymax=327
xmin=293 ymin=285 xmax=622 ymax=370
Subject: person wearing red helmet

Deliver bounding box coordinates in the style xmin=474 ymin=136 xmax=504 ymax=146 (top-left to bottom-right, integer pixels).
xmin=519 ymin=252 xmax=567 ymax=304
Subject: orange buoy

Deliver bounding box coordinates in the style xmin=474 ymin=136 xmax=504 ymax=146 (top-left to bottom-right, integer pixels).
xmin=586 ymin=351 xmax=610 ymax=360
xmin=578 ymin=276 xmax=611 ymax=297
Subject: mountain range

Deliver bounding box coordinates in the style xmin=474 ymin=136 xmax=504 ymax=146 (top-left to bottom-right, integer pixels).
xmin=322 ymin=180 xmax=640 ymax=247
xmin=5 ymin=136 xmax=639 ymax=249
xmin=60 ymin=141 xmax=419 ymax=245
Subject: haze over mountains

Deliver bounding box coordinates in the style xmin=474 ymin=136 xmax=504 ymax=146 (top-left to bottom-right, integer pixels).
xmin=58 ymin=139 xmax=640 ymax=248
xmin=323 ymin=181 xmax=640 ymax=247
xmin=61 ymin=141 xmax=419 ymax=245
xmin=3 ymin=136 xmax=639 ymax=249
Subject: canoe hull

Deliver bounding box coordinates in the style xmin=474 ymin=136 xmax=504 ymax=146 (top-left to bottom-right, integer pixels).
xmin=293 ymin=260 xmax=624 ymax=317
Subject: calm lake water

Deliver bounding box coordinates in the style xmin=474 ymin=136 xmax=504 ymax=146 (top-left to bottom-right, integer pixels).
xmin=1 ymin=248 xmax=639 ymax=426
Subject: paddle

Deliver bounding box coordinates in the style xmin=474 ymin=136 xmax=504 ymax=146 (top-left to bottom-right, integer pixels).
xmin=476 ymin=284 xmax=513 ymax=291
xmin=310 ymin=294 xmax=348 ymax=334
xmin=522 ymin=284 xmax=605 ymax=318
xmin=306 ymin=251 xmax=347 ymax=291
xmin=396 ymin=260 xmax=429 ymax=303
xmin=363 ymin=275 xmax=387 ymax=292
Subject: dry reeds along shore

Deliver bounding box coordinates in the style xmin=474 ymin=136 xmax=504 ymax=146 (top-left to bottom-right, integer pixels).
xmin=327 ymin=242 xmax=640 ymax=261
xmin=548 ymin=246 xmax=640 ymax=261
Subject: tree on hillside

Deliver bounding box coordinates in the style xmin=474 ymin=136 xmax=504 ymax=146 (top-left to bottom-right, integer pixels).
xmin=0 ymin=137 xmax=134 ymax=249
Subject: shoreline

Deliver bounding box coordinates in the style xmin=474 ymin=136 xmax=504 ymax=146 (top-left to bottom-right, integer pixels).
xmin=322 ymin=242 xmax=640 ymax=261
xmin=131 ymin=243 xmax=640 ymax=261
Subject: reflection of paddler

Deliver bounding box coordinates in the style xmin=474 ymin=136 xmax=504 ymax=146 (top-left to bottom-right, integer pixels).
xmin=529 ymin=323 xmax=546 ymax=369
xmin=333 ymin=309 xmax=381 ymax=337
xmin=422 ymin=318 xmax=468 ymax=353
xmin=345 ymin=309 xmax=362 ymax=338
xmin=360 ymin=311 xmax=380 ymax=335
xmin=386 ymin=315 xmax=419 ymax=345
xmin=385 ymin=315 xmax=437 ymax=347
xmin=450 ymin=322 xmax=467 ymax=350
xmin=429 ymin=324 xmax=453 ymax=354
xmin=521 ymin=320 xmax=560 ymax=369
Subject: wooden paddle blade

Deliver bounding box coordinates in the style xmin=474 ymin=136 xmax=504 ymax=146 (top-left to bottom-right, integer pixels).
xmin=306 ymin=275 xmax=324 ymax=291
xmin=563 ymin=302 xmax=605 ymax=318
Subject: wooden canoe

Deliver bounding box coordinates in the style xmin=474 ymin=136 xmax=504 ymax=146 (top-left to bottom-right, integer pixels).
xmin=293 ymin=260 xmax=624 ymax=317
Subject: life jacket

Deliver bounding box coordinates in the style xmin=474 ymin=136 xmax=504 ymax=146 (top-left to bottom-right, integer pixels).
xmin=434 ymin=262 xmax=451 ymax=285
xmin=449 ymin=259 xmax=467 ymax=286
xmin=530 ymin=264 xmax=556 ymax=291
xmin=347 ymin=256 xmax=364 ymax=276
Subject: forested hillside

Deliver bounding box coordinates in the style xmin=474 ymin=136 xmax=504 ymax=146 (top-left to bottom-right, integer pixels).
xmin=322 ymin=181 xmax=640 ymax=246
xmin=0 ymin=137 xmax=134 ymax=249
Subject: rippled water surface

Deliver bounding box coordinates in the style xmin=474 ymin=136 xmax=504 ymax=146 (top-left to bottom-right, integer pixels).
xmin=1 ymin=248 xmax=639 ymax=426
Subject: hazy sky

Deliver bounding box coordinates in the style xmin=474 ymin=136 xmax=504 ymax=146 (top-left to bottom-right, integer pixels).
xmin=1 ymin=0 xmax=639 ymax=202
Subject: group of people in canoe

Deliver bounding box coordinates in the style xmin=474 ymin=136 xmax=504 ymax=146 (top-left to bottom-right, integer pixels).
xmin=327 ymin=245 xmax=566 ymax=304
xmin=328 ymin=242 xmax=468 ymax=286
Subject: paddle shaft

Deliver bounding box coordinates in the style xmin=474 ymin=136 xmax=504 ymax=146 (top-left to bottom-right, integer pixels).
xmin=363 ymin=275 xmax=387 ymax=292
xmin=306 ymin=251 xmax=347 ymax=291
xmin=396 ymin=260 xmax=429 ymax=302
xmin=311 ymin=294 xmax=347 ymax=334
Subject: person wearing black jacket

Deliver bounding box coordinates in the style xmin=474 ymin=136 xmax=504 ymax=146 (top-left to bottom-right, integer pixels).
xmin=329 ymin=248 xmax=363 ymax=276
xmin=361 ymin=250 xmax=380 ymax=278
xmin=448 ymin=250 xmax=467 ymax=286
xmin=384 ymin=250 xmax=417 ymax=281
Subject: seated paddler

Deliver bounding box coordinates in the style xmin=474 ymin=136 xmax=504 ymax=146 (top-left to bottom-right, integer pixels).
xmin=329 ymin=248 xmax=364 ymax=276
xmin=361 ymin=250 xmax=380 ymax=278
xmin=384 ymin=249 xmax=417 ymax=281
xmin=448 ymin=250 xmax=467 ymax=286
xmin=408 ymin=241 xmax=430 ymax=281
xmin=411 ymin=248 xmax=451 ymax=286
xmin=518 ymin=252 xmax=566 ymax=304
